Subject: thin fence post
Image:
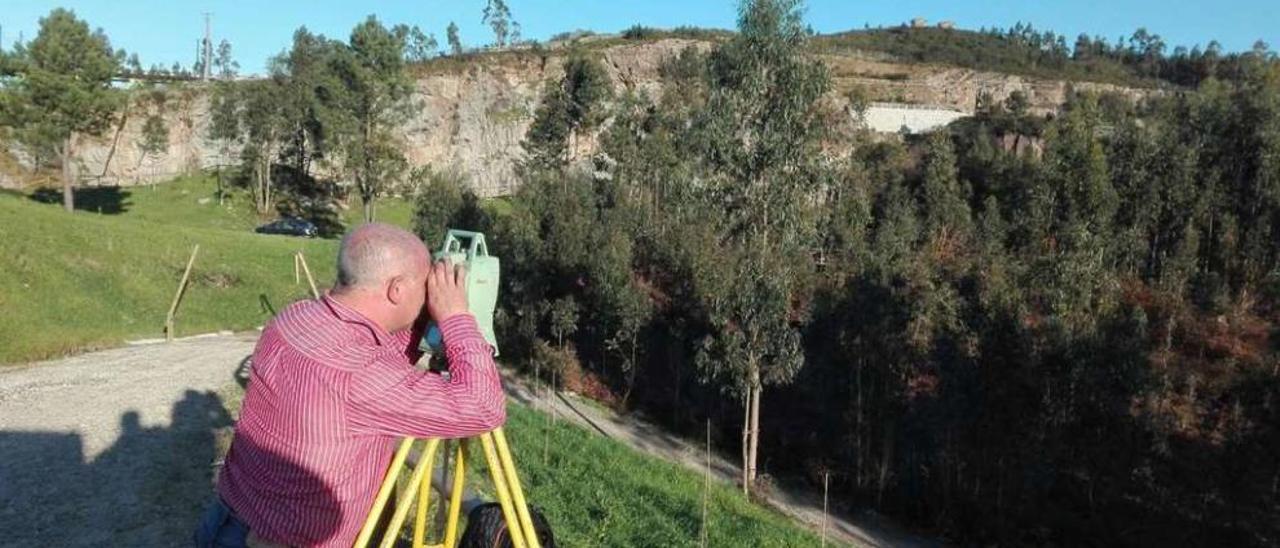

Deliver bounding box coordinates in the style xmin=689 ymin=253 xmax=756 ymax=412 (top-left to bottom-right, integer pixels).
xmin=165 ymin=244 xmax=200 ymax=341
xmin=538 ymin=361 xmax=550 ymax=466
xmin=701 ymin=419 xmax=711 ymax=548
xmin=546 ymin=370 xmax=557 ymax=463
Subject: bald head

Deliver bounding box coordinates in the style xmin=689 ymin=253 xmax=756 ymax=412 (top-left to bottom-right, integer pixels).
xmin=335 ymin=223 xmax=430 ymax=291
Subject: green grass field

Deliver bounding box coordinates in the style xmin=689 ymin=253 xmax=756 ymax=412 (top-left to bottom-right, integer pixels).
xmin=0 ymin=175 xmax=416 ymax=364
xmin=502 ymin=402 xmax=824 ymax=546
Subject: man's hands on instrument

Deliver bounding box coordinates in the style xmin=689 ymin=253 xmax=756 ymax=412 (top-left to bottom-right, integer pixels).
xmin=426 ymin=260 xmax=469 ymax=323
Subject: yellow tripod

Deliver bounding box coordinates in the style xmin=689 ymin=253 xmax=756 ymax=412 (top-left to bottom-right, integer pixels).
xmin=353 ymin=427 xmax=543 ymax=548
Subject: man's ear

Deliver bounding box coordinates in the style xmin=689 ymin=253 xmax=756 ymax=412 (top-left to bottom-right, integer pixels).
xmin=386 ymin=275 xmax=404 ymax=305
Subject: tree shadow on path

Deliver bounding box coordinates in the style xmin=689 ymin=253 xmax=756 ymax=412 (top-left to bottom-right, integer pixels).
xmin=29 ymin=186 xmax=132 ymax=214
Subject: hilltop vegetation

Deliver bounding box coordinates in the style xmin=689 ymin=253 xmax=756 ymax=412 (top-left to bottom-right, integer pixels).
xmin=815 ymin=23 xmax=1276 ymax=89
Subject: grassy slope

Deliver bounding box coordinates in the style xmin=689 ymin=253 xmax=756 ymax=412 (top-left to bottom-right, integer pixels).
xmin=0 ymin=175 xmax=415 ymax=364
xmin=503 ymin=403 xmax=823 ymax=546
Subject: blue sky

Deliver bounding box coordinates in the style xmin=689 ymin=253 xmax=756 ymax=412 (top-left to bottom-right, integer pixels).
xmin=2 ymin=1 xmax=1276 ymax=75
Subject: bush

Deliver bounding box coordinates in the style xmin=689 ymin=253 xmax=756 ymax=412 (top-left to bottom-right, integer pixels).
xmin=410 ymin=166 xmax=487 ymax=248
xmin=548 ymin=29 xmax=595 ymax=43
xmin=621 ymin=25 xmax=657 ymax=40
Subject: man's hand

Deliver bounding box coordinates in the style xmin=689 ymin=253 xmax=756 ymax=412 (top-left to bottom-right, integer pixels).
xmin=426 ymin=260 xmax=469 ymax=323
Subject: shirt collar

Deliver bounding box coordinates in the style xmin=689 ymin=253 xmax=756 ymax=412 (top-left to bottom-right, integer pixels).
xmin=321 ymin=293 xmax=392 ymax=346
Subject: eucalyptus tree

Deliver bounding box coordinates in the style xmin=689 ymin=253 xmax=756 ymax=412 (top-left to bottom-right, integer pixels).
xmin=684 ymin=0 xmax=830 ymax=494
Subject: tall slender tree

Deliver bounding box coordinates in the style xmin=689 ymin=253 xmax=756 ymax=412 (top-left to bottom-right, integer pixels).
xmin=207 ymin=81 xmax=240 ymax=204
xmin=215 ymin=39 xmax=238 ymax=80
xmin=482 ymin=0 xmax=516 ymax=48
xmin=331 ymin=16 xmax=414 ymax=222
xmin=686 ymin=0 xmax=830 ymax=495
xmin=446 ymin=22 xmax=463 ymax=55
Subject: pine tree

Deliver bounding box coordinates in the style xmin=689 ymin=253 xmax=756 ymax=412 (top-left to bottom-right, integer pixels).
xmin=0 ymin=9 xmax=122 ymax=211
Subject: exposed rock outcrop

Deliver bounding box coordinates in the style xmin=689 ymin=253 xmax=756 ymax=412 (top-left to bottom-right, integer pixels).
xmin=6 ymin=38 xmax=1157 ymax=195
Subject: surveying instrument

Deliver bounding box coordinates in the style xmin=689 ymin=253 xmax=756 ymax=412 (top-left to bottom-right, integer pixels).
xmin=354 ymin=230 xmax=551 ymax=548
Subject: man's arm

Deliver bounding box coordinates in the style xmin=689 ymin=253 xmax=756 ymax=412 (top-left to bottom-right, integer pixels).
xmin=347 ymin=313 xmax=505 ymax=438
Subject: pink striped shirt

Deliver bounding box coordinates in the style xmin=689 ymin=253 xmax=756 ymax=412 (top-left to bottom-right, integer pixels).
xmin=218 ymin=295 xmax=505 ymax=547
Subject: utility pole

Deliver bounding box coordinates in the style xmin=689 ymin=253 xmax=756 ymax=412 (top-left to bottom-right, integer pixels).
xmin=202 ymin=12 xmax=213 ymax=81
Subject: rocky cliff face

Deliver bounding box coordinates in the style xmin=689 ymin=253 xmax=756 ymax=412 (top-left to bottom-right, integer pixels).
xmin=10 ymin=38 xmax=1156 ymax=195
xmin=397 ymin=38 xmax=706 ymax=196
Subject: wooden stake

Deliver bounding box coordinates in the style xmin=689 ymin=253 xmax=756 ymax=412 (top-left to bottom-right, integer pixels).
xmin=294 ymin=253 xmax=300 ymax=285
xmin=296 ymin=251 xmax=320 ymax=299
xmin=551 ymin=370 xmax=557 ymax=428
xmin=538 ymin=362 xmax=549 ymax=466
xmin=165 ymin=244 xmax=200 ymax=341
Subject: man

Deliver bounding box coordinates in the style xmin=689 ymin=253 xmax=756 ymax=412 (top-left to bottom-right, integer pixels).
xmin=195 ymin=224 xmax=506 ymax=547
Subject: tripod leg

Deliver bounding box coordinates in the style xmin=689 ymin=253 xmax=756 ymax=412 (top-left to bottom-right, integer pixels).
xmin=492 ymin=428 xmax=541 ymax=548
xmin=479 ymin=432 xmax=528 ymax=548
xmin=379 ymin=439 xmax=440 ymax=548
xmin=443 ymin=440 xmax=468 ymax=548
xmin=355 ymin=438 xmax=417 ymax=548
xmin=413 ymin=439 xmax=441 ymax=548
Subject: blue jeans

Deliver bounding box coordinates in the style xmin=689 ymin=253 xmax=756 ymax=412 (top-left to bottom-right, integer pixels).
xmin=193 ymin=497 xmax=250 ymax=548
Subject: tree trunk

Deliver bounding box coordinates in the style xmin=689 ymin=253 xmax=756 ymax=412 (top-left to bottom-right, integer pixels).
xmin=61 ymin=137 xmax=75 ymax=212
xmin=362 ymin=118 xmax=376 ymax=223
xmin=621 ymin=339 xmax=638 ymax=409
xmin=855 ymin=357 xmax=864 ymax=490
xmin=877 ymin=426 xmax=893 ymax=507
xmin=741 ymin=393 xmax=750 ymax=496
xmin=747 ymin=381 xmax=761 ymax=490
xmin=258 ymin=156 xmax=269 ymax=214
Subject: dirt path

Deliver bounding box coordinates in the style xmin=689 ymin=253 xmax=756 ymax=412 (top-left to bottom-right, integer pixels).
xmin=0 ymin=332 xmax=935 ymax=547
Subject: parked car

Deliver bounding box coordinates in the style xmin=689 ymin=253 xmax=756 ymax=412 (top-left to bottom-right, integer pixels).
xmin=255 ymin=217 xmax=318 ymax=237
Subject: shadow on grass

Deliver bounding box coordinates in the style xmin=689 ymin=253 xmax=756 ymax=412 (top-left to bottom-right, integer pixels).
xmin=29 ymin=186 xmax=133 ymax=214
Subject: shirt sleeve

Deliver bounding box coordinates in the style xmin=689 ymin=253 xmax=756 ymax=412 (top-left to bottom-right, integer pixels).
xmin=346 ymin=314 xmax=506 ymax=438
